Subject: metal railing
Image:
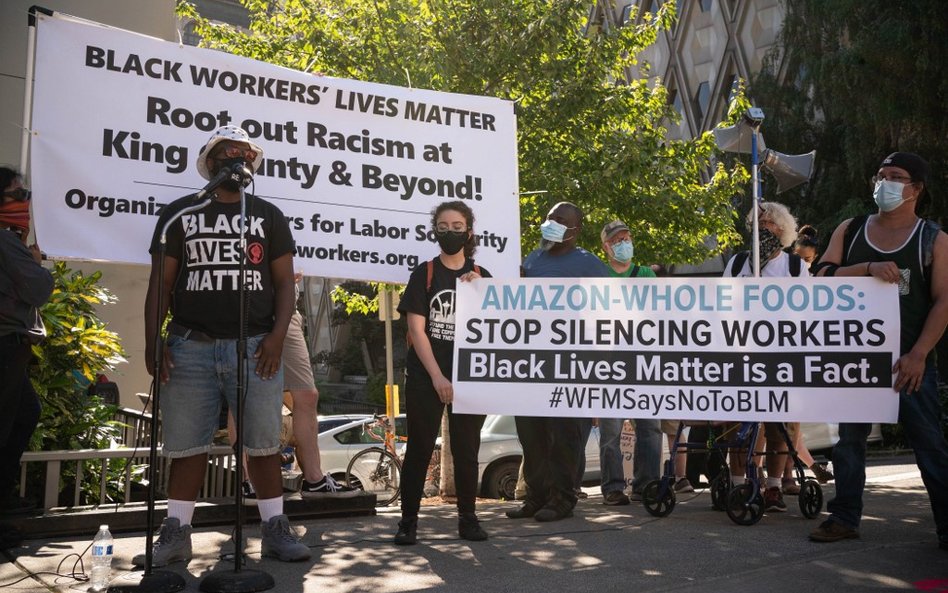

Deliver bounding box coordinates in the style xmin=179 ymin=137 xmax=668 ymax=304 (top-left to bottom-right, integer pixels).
xmin=19 ymin=407 xmax=238 ymax=510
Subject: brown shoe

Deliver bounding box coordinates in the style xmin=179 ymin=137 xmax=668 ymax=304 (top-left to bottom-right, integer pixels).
xmin=809 ymin=520 xmax=859 ymax=542
xmin=810 ymin=463 xmax=834 ymax=484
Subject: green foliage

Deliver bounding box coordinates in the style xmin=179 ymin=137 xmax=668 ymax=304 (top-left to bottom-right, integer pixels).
xmin=177 ymin=0 xmax=748 ymax=269
xmin=750 ymin=0 xmax=948 ymax=239
xmin=28 ymin=262 xmax=135 ymax=505
xmin=317 ymin=281 xmax=407 ymax=377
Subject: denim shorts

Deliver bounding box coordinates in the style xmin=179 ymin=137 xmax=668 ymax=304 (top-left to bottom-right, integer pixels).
xmin=160 ymin=333 xmax=283 ymax=458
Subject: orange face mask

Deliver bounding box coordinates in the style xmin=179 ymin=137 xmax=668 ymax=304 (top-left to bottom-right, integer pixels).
xmin=0 ymin=199 xmax=30 ymax=233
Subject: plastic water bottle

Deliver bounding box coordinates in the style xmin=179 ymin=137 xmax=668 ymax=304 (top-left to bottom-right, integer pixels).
xmin=90 ymin=524 xmax=113 ymax=592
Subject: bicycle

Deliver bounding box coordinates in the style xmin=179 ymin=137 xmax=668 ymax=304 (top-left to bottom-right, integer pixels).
xmin=344 ymin=414 xmax=406 ymax=506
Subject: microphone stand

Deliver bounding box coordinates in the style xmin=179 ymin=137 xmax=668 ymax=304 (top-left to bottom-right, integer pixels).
xmin=200 ymin=177 xmax=274 ymax=593
xmin=110 ymin=198 xmax=215 ymax=593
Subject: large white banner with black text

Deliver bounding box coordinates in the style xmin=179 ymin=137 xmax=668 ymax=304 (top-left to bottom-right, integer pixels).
xmin=453 ymin=277 xmax=901 ymax=422
xmin=29 ymin=13 xmax=520 ymax=282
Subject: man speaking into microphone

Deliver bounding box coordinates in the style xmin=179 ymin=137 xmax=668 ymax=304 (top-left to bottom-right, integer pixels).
xmin=139 ymin=126 xmax=309 ymax=567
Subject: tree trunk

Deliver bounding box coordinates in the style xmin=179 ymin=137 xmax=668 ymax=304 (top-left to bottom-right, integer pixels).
xmin=439 ymin=409 xmax=456 ymax=499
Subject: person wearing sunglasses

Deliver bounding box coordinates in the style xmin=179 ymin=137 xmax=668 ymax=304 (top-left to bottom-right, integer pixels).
xmin=808 ymin=152 xmax=948 ymax=551
xmin=139 ymin=126 xmax=310 ymax=567
xmin=0 ymin=167 xmax=53 ymax=550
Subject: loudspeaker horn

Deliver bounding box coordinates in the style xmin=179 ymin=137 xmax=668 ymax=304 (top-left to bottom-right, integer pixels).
xmin=712 ymin=124 xmax=766 ymax=154
xmin=761 ymin=149 xmax=816 ymax=193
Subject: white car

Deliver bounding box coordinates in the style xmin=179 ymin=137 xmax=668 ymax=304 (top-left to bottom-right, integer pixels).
xmin=801 ymin=422 xmax=883 ymax=454
xmin=476 ymin=415 xmax=601 ymax=499
xmin=316 ymin=415 xmax=406 ymax=488
xmin=316 ymin=414 xmax=601 ymax=500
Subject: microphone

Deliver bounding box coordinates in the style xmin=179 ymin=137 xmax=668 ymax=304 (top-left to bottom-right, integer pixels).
xmin=193 ymin=167 xmax=232 ymax=202
xmin=193 ymin=162 xmax=254 ymax=202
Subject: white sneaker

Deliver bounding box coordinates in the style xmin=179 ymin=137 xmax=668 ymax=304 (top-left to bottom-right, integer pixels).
xmin=260 ymin=515 xmax=311 ymax=562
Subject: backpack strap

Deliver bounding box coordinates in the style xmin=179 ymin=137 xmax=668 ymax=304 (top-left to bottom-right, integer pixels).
xmin=789 ymin=252 xmax=803 ymax=277
xmin=920 ymin=220 xmax=941 ymax=283
xmin=730 ymin=251 xmax=749 ymax=277
xmin=425 ymin=258 xmax=435 ymax=292
xmin=630 ymin=264 xmax=640 ymax=278
xmin=841 ymin=215 xmax=869 ymax=266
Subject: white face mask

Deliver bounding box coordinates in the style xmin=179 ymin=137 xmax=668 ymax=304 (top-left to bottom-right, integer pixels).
xmin=610 ymin=240 xmax=634 ymax=263
xmin=540 ymin=219 xmax=573 ymax=243
xmin=873 ymin=179 xmax=907 ymax=212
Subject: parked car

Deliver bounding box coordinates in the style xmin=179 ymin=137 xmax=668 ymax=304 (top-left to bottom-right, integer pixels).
xmin=476 ymin=415 xmax=601 ymax=500
xmin=802 ymin=422 xmax=883 ymax=454
xmin=317 ymin=414 xmax=372 ymax=434
xmin=317 ymin=415 xmax=407 ymax=487
xmin=316 ymin=413 xmax=601 ymax=501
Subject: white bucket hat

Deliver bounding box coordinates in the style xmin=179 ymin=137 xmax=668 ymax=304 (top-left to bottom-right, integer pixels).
xmin=195 ymin=126 xmax=264 ymax=181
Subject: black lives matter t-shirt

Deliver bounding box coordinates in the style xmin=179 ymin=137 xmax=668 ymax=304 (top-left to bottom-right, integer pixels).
xmin=398 ymin=257 xmax=492 ymax=380
xmin=149 ymin=195 xmax=295 ymax=338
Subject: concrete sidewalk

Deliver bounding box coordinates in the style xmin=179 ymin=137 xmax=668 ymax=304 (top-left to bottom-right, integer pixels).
xmin=2 ymin=455 xmax=945 ymax=592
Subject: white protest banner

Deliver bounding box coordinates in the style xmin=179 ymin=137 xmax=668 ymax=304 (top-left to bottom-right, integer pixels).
xmin=29 ymin=13 xmax=520 ymax=283
xmin=453 ymin=277 xmax=901 ymax=422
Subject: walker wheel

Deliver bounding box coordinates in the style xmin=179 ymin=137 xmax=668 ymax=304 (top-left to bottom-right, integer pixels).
xmin=643 ymin=480 xmax=676 ymax=517
xmin=726 ymin=483 xmax=764 ymax=526
xmin=799 ymin=479 xmax=823 ymax=518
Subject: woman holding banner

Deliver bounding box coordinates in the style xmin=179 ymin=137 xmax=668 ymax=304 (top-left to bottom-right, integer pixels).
xmin=394 ymin=200 xmax=492 ymax=546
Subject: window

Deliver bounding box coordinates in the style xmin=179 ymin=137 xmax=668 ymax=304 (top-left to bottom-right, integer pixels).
xmin=693 ymin=81 xmax=710 ymax=123
xmin=700 ymin=0 xmax=713 ymax=12
xmin=620 ymin=4 xmax=634 ymax=25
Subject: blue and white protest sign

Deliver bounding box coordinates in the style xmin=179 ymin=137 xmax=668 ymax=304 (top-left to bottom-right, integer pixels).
xmin=453 ymin=277 xmax=900 ymax=422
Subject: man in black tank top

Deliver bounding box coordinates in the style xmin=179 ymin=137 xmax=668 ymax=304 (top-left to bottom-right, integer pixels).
xmin=808 ymin=152 xmax=948 ymax=551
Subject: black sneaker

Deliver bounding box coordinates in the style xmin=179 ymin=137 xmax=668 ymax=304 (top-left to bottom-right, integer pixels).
xmin=0 ymin=523 xmax=23 ymax=550
xmin=394 ymin=518 xmax=417 ymax=545
xmin=458 ymin=513 xmax=488 ymax=541
xmin=301 ymin=475 xmax=359 ymax=499
xmin=506 ymin=500 xmax=542 ymax=519
xmin=241 ymin=480 xmax=258 ymax=506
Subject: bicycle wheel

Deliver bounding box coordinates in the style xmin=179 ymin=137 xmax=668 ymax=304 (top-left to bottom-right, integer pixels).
xmin=346 ymin=447 xmax=402 ymax=506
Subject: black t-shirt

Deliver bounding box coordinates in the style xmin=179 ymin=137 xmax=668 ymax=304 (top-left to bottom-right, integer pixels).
xmin=398 ymin=257 xmax=492 ymax=379
xmin=149 ymin=195 xmax=295 ymax=338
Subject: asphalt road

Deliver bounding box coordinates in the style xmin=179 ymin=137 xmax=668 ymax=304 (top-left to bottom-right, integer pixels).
xmin=1 ymin=454 xmax=945 ymax=593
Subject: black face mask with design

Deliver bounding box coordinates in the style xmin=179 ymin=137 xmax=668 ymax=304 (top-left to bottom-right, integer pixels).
xmin=212 ymin=158 xmax=251 ymax=192
xmin=758 ymin=228 xmax=783 ymax=261
xmin=436 ymin=230 xmax=469 ymax=255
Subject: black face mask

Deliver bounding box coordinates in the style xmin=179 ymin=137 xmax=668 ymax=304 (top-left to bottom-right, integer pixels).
xmin=758 ymin=228 xmax=783 ymax=261
xmin=212 ymin=157 xmax=250 ymax=192
xmin=436 ymin=230 xmax=468 ymax=255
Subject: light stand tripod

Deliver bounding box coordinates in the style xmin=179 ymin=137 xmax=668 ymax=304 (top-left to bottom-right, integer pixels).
xmin=109 ymin=197 xmax=215 ymax=593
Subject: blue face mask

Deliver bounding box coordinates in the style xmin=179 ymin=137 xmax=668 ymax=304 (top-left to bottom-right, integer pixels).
xmin=610 ymin=240 xmax=634 ymax=263
xmin=540 ymin=219 xmax=573 ymax=243
xmin=873 ymin=179 xmax=907 ymax=212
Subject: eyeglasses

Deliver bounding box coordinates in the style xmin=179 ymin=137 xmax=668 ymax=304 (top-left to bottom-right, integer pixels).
xmin=2 ymin=188 xmax=31 ymax=202
xmin=436 ymin=223 xmax=468 ymax=233
xmin=213 ymin=145 xmax=258 ymax=162
xmin=871 ymin=174 xmax=913 ymax=185
xmin=606 ymin=236 xmax=629 ymax=247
